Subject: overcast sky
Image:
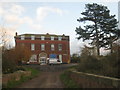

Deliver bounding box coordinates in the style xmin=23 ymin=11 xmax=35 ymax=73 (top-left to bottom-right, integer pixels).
xmin=0 ymin=0 xmax=119 ymax=55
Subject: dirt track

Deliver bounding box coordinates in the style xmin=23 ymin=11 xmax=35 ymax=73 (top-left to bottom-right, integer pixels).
xmin=17 ymin=72 xmax=64 ymax=88
xmin=17 ymin=64 xmax=77 ymax=88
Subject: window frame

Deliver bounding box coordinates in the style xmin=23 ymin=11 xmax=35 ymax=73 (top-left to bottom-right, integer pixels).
xmin=51 ymin=44 xmax=55 ymax=51
xmin=58 ymin=36 xmax=62 ymax=41
xmin=29 ymin=54 xmax=37 ymax=62
xmin=21 ymin=35 xmax=25 ymax=40
xmin=41 ymin=44 xmax=45 ymax=51
xmin=31 ymin=44 xmax=35 ymax=51
xmin=58 ymin=44 xmax=62 ymax=51
xmin=51 ymin=36 xmax=54 ymax=40
xmin=31 ymin=35 xmax=35 ymax=40
xmin=41 ymin=36 xmax=45 ymax=40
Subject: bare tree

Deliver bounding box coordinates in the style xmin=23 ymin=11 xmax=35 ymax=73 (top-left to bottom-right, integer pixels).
xmin=0 ymin=23 xmax=11 ymax=52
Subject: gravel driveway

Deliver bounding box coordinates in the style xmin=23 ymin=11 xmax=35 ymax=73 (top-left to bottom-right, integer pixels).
xmin=17 ymin=72 xmax=64 ymax=88
xmin=17 ymin=64 xmax=77 ymax=88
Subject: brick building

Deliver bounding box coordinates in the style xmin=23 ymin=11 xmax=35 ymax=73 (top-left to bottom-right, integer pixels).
xmin=14 ymin=33 xmax=70 ymax=64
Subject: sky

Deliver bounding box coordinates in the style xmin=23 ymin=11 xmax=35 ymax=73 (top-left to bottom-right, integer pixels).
xmin=0 ymin=0 xmax=119 ymax=55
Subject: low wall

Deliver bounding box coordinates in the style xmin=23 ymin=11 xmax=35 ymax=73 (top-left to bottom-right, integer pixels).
xmin=68 ymin=70 xmax=120 ymax=88
xmin=2 ymin=70 xmax=31 ymax=85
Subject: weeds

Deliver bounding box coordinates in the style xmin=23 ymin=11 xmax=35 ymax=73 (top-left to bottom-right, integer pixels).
xmin=60 ymin=71 xmax=79 ymax=88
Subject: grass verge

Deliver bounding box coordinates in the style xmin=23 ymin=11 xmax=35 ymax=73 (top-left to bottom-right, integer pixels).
xmin=60 ymin=70 xmax=79 ymax=88
xmin=2 ymin=67 xmax=40 ymax=89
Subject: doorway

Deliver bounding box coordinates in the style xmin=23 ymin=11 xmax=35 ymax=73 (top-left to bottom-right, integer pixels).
xmin=39 ymin=52 xmax=47 ymax=65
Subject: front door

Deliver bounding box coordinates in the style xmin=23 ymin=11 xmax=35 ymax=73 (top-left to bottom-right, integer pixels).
xmin=39 ymin=57 xmax=46 ymax=65
xmin=39 ymin=52 xmax=47 ymax=65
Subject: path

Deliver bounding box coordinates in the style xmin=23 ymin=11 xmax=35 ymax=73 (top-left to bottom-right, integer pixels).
xmin=17 ymin=72 xmax=64 ymax=88
xmin=17 ymin=64 xmax=77 ymax=88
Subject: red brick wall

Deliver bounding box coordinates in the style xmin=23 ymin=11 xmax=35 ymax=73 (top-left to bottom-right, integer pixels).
xmin=15 ymin=36 xmax=70 ymax=63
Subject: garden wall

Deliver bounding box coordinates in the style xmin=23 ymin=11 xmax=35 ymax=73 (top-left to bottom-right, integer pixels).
xmin=2 ymin=70 xmax=31 ymax=85
xmin=69 ymin=70 xmax=120 ymax=88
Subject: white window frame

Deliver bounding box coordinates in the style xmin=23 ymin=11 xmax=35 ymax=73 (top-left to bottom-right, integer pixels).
xmin=51 ymin=36 xmax=54 ymax=40
xmin=31 ymin=35 xmax=35 ymax=40
xmin=58 ymin=44 xmax=62 ymax=51
xmin=21 ymin=36 xmax=25 ymax=40
xmin=58 ymin=37 xmax=62 ymax=41
xmin=29 ymin=54 xmax=37 ymax=62
xmin=31 ymin=44 xmax=35 ymax=51
xmin=41 ymin=44 xmax=45 ymax=51
xmin=51 ymin=44 xmax=54 ymax=51
xmin=41 ymin=36 xmax=45 ymax=40
xmin=59 ymin=55 xmax=62 ymax=62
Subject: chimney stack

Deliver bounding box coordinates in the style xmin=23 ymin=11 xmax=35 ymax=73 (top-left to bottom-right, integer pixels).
xmin=15 ymin=32 xmax=18 ymax=36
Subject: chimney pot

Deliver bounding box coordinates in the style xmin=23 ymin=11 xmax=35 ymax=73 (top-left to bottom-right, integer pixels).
xmin=15 ymin=32 xmax=18 ymax=36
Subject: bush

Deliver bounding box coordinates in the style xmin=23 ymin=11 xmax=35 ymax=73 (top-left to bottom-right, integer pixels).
xmin=71 ymin=57 xmax=80 ymax=63
xmin=70 ymin=53 xmax=81 ymax=63
xmin=2 ymin=45 xmax=32 ymax=74
xmin=100 ymin=51 xmax=120 ymax=78
xmin=77 ymin=55 xmax=102 ymax=73
xmin=2 ymin=50 xmax=17 ymax=74
xmin=76 ymin=48 xmax=120 ymax=78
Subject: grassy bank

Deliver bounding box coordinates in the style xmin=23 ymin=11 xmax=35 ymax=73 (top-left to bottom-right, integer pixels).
xmin=2 ymin=67 xmax=40 ymax=88
xmin=60 ymin=70 xmax=79 ymax=88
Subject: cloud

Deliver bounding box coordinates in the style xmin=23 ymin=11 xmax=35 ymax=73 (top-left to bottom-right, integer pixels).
xmin=0 ymin=4 xmax=64 ymax=32
xmin=0 ymin=0 xmax=119 ymax=2
xmin=10 ymin=4 xmax=25 ymax=16
xmin=30 ymin=24 xmax=43 ymax=30
xmin=0 ymin=3 xmax=65 ymax=47
xmin=0 ymin=3 xmax=26 ymax=44
xmin=36 ymin=6 xmax=63 ymax=21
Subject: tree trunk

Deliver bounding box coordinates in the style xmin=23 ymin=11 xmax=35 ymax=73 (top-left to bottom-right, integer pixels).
xmin=95 ymin=22 xmax=100 ymax=56
xmin=110 ymin=34 xmax=113 ymax=54
xmin=97 ymin=45 xmax=100 ymax=56
xmin=110 ymin=43 xmax=113 ymax=54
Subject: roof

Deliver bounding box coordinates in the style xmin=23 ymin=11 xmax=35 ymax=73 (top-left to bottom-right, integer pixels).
xmin=14 ymin=33 xmax=69 ymax=38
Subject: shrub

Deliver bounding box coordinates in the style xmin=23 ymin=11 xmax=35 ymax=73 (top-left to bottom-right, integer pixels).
xmin=76 ymin=44 xmax=120 ymax=78
xmin=77 ymin=55 xmax=102 ymax=73
xmin=100 ymin=51 xmax=120 ymax=78
xmin=70 ymin=53 xmax=81 ymax=63
xmin=2 ymin=50 xmax=17 ymax=74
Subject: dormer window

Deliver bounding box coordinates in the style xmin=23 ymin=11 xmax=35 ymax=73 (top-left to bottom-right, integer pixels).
xmin=58 ymin=37 xmax=62 ymax=41
xmin=41 ymin=36 xmax=45 ymax=40
xmin=21 ymin=36 xmax=25 ymax=40
xmin=31 ymin=35 xmax=35 ymax=40
xmin=51 ymin=36 xmax=54 ymax=40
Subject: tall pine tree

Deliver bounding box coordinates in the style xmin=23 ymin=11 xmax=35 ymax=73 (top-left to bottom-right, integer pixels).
xmin=75 ymin=3 xmax=120 ymax=55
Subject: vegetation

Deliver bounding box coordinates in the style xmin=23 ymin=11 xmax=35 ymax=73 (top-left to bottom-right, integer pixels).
xmin=2 ymin=46 xmax=32 ymax=74
xmin=60 ymin=71 xmax=79 ymax=88
xmin=76 ymin=43 xmax=120 ymax=78
xmin=2 ymin=67 xmax=40 ymax=88
xmin=75 ymin=3 xmax=120 ymax=56
xmin=77 ymin=55 xmax=102 ymax=73
xmin=0 ymin=24 xmax=32 ymax=74
xmin=70 ymin=53 xmax=80 ymax=63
